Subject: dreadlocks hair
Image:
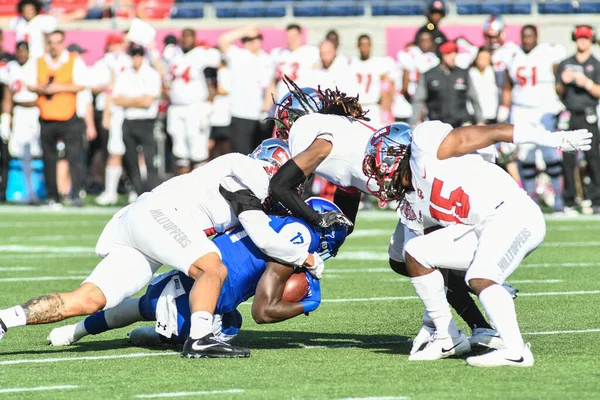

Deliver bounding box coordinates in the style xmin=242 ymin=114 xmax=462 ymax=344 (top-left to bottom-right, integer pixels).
xmin=316 ymin=85 xmax=370 ymax=121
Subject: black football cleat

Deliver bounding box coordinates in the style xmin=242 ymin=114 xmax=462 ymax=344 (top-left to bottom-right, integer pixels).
xmin=0 ymin=318 xmax=7 ymax=341
xmin=182 ymin=334 xmax=250 ymax=359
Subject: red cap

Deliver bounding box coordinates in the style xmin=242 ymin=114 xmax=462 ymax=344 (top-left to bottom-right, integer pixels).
xmin=439 ymin=40 xmax=458 ymax=54
xmin=574 ymin=25 xmax=594 ymax=40
xmin=106 ymin=32 xmax=124 ymax=46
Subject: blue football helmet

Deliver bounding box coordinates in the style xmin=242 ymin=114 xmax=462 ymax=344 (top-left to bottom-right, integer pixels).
xmin=249 ymin=138 xmax=292 ymax=178
xmin=362 ymin=123 xmax=413 ymax=205
xmin=274 ymin=87 xmax=321 ymax=139
xmin=306 ymin=196 xmax=348 ymax=260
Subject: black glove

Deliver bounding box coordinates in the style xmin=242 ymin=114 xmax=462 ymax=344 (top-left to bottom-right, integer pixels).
xmin=318 ymin=211 xmax=354 ymax=229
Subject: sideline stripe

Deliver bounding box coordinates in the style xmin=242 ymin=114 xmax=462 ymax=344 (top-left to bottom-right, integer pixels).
xmin=0 ymin=266 xmax=35 ymax=271
xmin=0 ymin=276 xmax=87 ymax=282
xmin=0 ymin=385 xmax=79 ymax=394
xmin=134 ymin=389 xmax=245 ymax=398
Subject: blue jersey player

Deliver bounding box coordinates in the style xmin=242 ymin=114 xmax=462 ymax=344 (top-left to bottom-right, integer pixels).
xmin=48 ymin=197 xmax=348 ymax=350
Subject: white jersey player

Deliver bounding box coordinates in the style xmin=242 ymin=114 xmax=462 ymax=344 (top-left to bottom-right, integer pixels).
xmin=393 ymin=33 xmax=439 ymax=122
xmin=501 ymin=25 xmax=566 ymax=210
xmin=0 ymin=140 xmax=324 ymax=360
xmin=271 ymin=24 xmax=320 ymax=104
xmin=309 ymin=41 xmax=359 ymax=98
xmin=166 ymin=29 xmax=221 ymax=173
xmin=0 ymin=43 xmax=40 ymax=159
xmin=349 ymin=34 xmax=394 ymax=128
xmin=10 ymin=9 xmax=57 ymax=60
xmin=93 ymin=43 xmax=135 ymax=206
xmin=363 ymin=121 xmax=591 ymax=367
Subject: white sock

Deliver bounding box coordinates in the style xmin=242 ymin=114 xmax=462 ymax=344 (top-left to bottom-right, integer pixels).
xmin=73 ymin=321 xmax=89 ymax=342
xmin=0 ymin=306 xmax=27 ymax=328
xmin=104 ymin=166 xmax=122 ymax=197
xmin=103 ymin=298 xmax=142 ymax=328
xmin=189 ymin=311 xmax=213 ymax=339
xmin=479 ymin=284 xmax=525 ymax=354
xmin=411 ymin=270 xmax=459 ymax=338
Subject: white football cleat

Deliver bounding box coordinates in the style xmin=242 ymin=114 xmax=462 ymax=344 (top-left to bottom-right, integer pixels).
xmin=410 ymin=324 xmax=435 ymax=355
xmin=95 ymin=192 xmax=118 ymax=206
xmin=408 ymin=331 xmax=471 ymax=361
xmin=469 ymin=327 xmax=503 ymax=349
xmin=128 ymin=326 xmax=164 ymax=346
xmin=466 ymin=343 xmax=534 ymax=367
xmin=48 ymin=324 xmax=79 ymax=346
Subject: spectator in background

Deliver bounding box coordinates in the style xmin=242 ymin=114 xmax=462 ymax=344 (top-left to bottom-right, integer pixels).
xmin=25 ymin=30 xmax=88 ymax=208
xmin=410 ymin=40 xmax=483 ymax=127
xmin=0 ymin=29 xmax=15 ymax=202
xmin=112 ymin=43 xmax=161 ymax=197
xmin=469 ymin=46 xmax=498 ymax=124
xmin=555 ymin=25 xmax=600 ymax=215
xmin=218 ymin=26 xmax=275 ymax=155
xmin=11 ymin=0 xmax=57 ymax=60
xmin=166 ymin=28 xmax=221 ymax=175
xmin=271 ymin=24 xmax=319 ymax=103
xmin=310 ymin=40 xmax=358 ymax=96
xmin=349 ymin=34 xmax=395 ymax=128
xmin=414 ymin=0 xmax=447 ymax=47
xmin=94 ymin=32 xmax=134 ymax=206
xmin=325 ymin=30 xmax=340 ymax=50
xmin=1 ymin=42 xmax=38 ymax=203
xmin=208 ymin=60 xmax=232 ymax=160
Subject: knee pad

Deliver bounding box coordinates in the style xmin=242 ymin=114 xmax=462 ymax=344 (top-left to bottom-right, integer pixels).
xmin=389 ymin=258 xmax=408 ymax=276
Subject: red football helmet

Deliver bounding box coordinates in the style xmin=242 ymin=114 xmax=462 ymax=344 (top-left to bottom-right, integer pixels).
xmin=362 ymin=123 xmax=413 ymax=205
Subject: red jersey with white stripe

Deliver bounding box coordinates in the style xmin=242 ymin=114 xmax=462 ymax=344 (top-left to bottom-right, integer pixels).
xmin=349 ymin=56 xmax=394 ymax=105
xmin=288 ymin=113 xmax=379 ymax=194
xmin=506 ymin=43 xmax=565 ymax=108
xmin=403 ymin=121 xmax=525 ymax=229
xmin=271 ymin=45 xmax=320 ymax=102
xmin=167 ymin=47 xmax=221 ymax=105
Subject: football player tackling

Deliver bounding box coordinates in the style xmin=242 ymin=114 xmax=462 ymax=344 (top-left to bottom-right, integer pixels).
xmin=363 ymin=122 xmax=591 ymax=366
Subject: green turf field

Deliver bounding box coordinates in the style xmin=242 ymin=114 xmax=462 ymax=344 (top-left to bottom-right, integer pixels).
xmin=0 ymin=207 xmax=598 ymax=399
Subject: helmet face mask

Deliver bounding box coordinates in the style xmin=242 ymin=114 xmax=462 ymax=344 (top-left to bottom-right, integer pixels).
xmin=305 ymin=197 xmax=348 ymax=259
xmin=363 ymin=124 xmax=413 ymax=205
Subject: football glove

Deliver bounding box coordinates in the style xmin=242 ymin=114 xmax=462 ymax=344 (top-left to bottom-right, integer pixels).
xmin=300 ymin=273 xmax=321 ymax=314
xmin=304 ymin=252 xmax=325 ymax=280
xmin=513 ymin=124 xmax=592 ymax=152
xmin=410 ymin=324 xmax=435 ymax=355
xmin=318 ymin=211 xmax=354 ymax=229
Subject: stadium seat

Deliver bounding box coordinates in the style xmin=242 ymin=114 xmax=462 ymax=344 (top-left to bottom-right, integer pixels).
xmin=371 ymin=0 xmax=424 ymax=16
xmin=50 ymin=0 xmax=89 ymax=16
xmin=137 ymin=0 xmax=174 ymax=19
xmin=215 ymin=0 xmax=285 ymax=18
xmin=0 ymin=0 xmax=19 ymax=17
xmin=538 ymin=2 xmax=573 ymax=14
xmin=573 ymin=1 xmax=600 ymax=13
xmin=456 ymin=0 xmax=531 ymax=15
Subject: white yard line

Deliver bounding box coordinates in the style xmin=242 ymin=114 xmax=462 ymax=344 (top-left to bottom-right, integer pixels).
xmin=0 ymin=221 xmax=102 ymax=228
xmin=327 ymin=262 xmax=599 ymax=272
xmin=0 ymin=254 xmax=92 ymax=260
xmin=0 ymin=385 xmax=79 ymax=394
xmin=335 ymin=250 xmax=600 ymax=262
xmin=337 ymin=397 xmax=411 ymax=400
xmin=2 ymin=327 xmax=600 ymax=366
xmin=134 ymin=389 xmax=245 ymax=398
xmin=0 ymin=205 xmax=119 ymax=215
xmin=4 ymin=235 xmax=98 ymax=242
xmin=0 ymin=245 xmax=94 ymax=253
xmin=0 ymin=352 xmax=180 ymax=365
xmin=0 ymin=266 xmax=36 ymax=271
xmin=0 ymin=276 xmax=87 ymax=282
xmin=356 ymin=210 xmax=600 ymax=222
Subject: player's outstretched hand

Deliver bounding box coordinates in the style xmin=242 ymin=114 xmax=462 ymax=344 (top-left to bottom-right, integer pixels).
xmin=552 ymin=129 xmax=592 ymax=152
xmin=300 ymin=273 xmax=322 ymax=314
xmin=305 ymin=252 xmax=325 ymax=280
xmin=318 ymin=211 xmax=354 ymax=229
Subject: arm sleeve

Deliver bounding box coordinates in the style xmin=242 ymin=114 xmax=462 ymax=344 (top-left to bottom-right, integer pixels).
xmin=333 ymin=188 xmax=361 ymax=235
xmin=270 ymin=160 xmax=322 ymax=226
xmin=409 ymin=74 xmax=428 ymax=126
xmin=466 ymin=74 xmax=484 ymax=123
xmin=238 ymin=210 xmax=310 ymax=266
